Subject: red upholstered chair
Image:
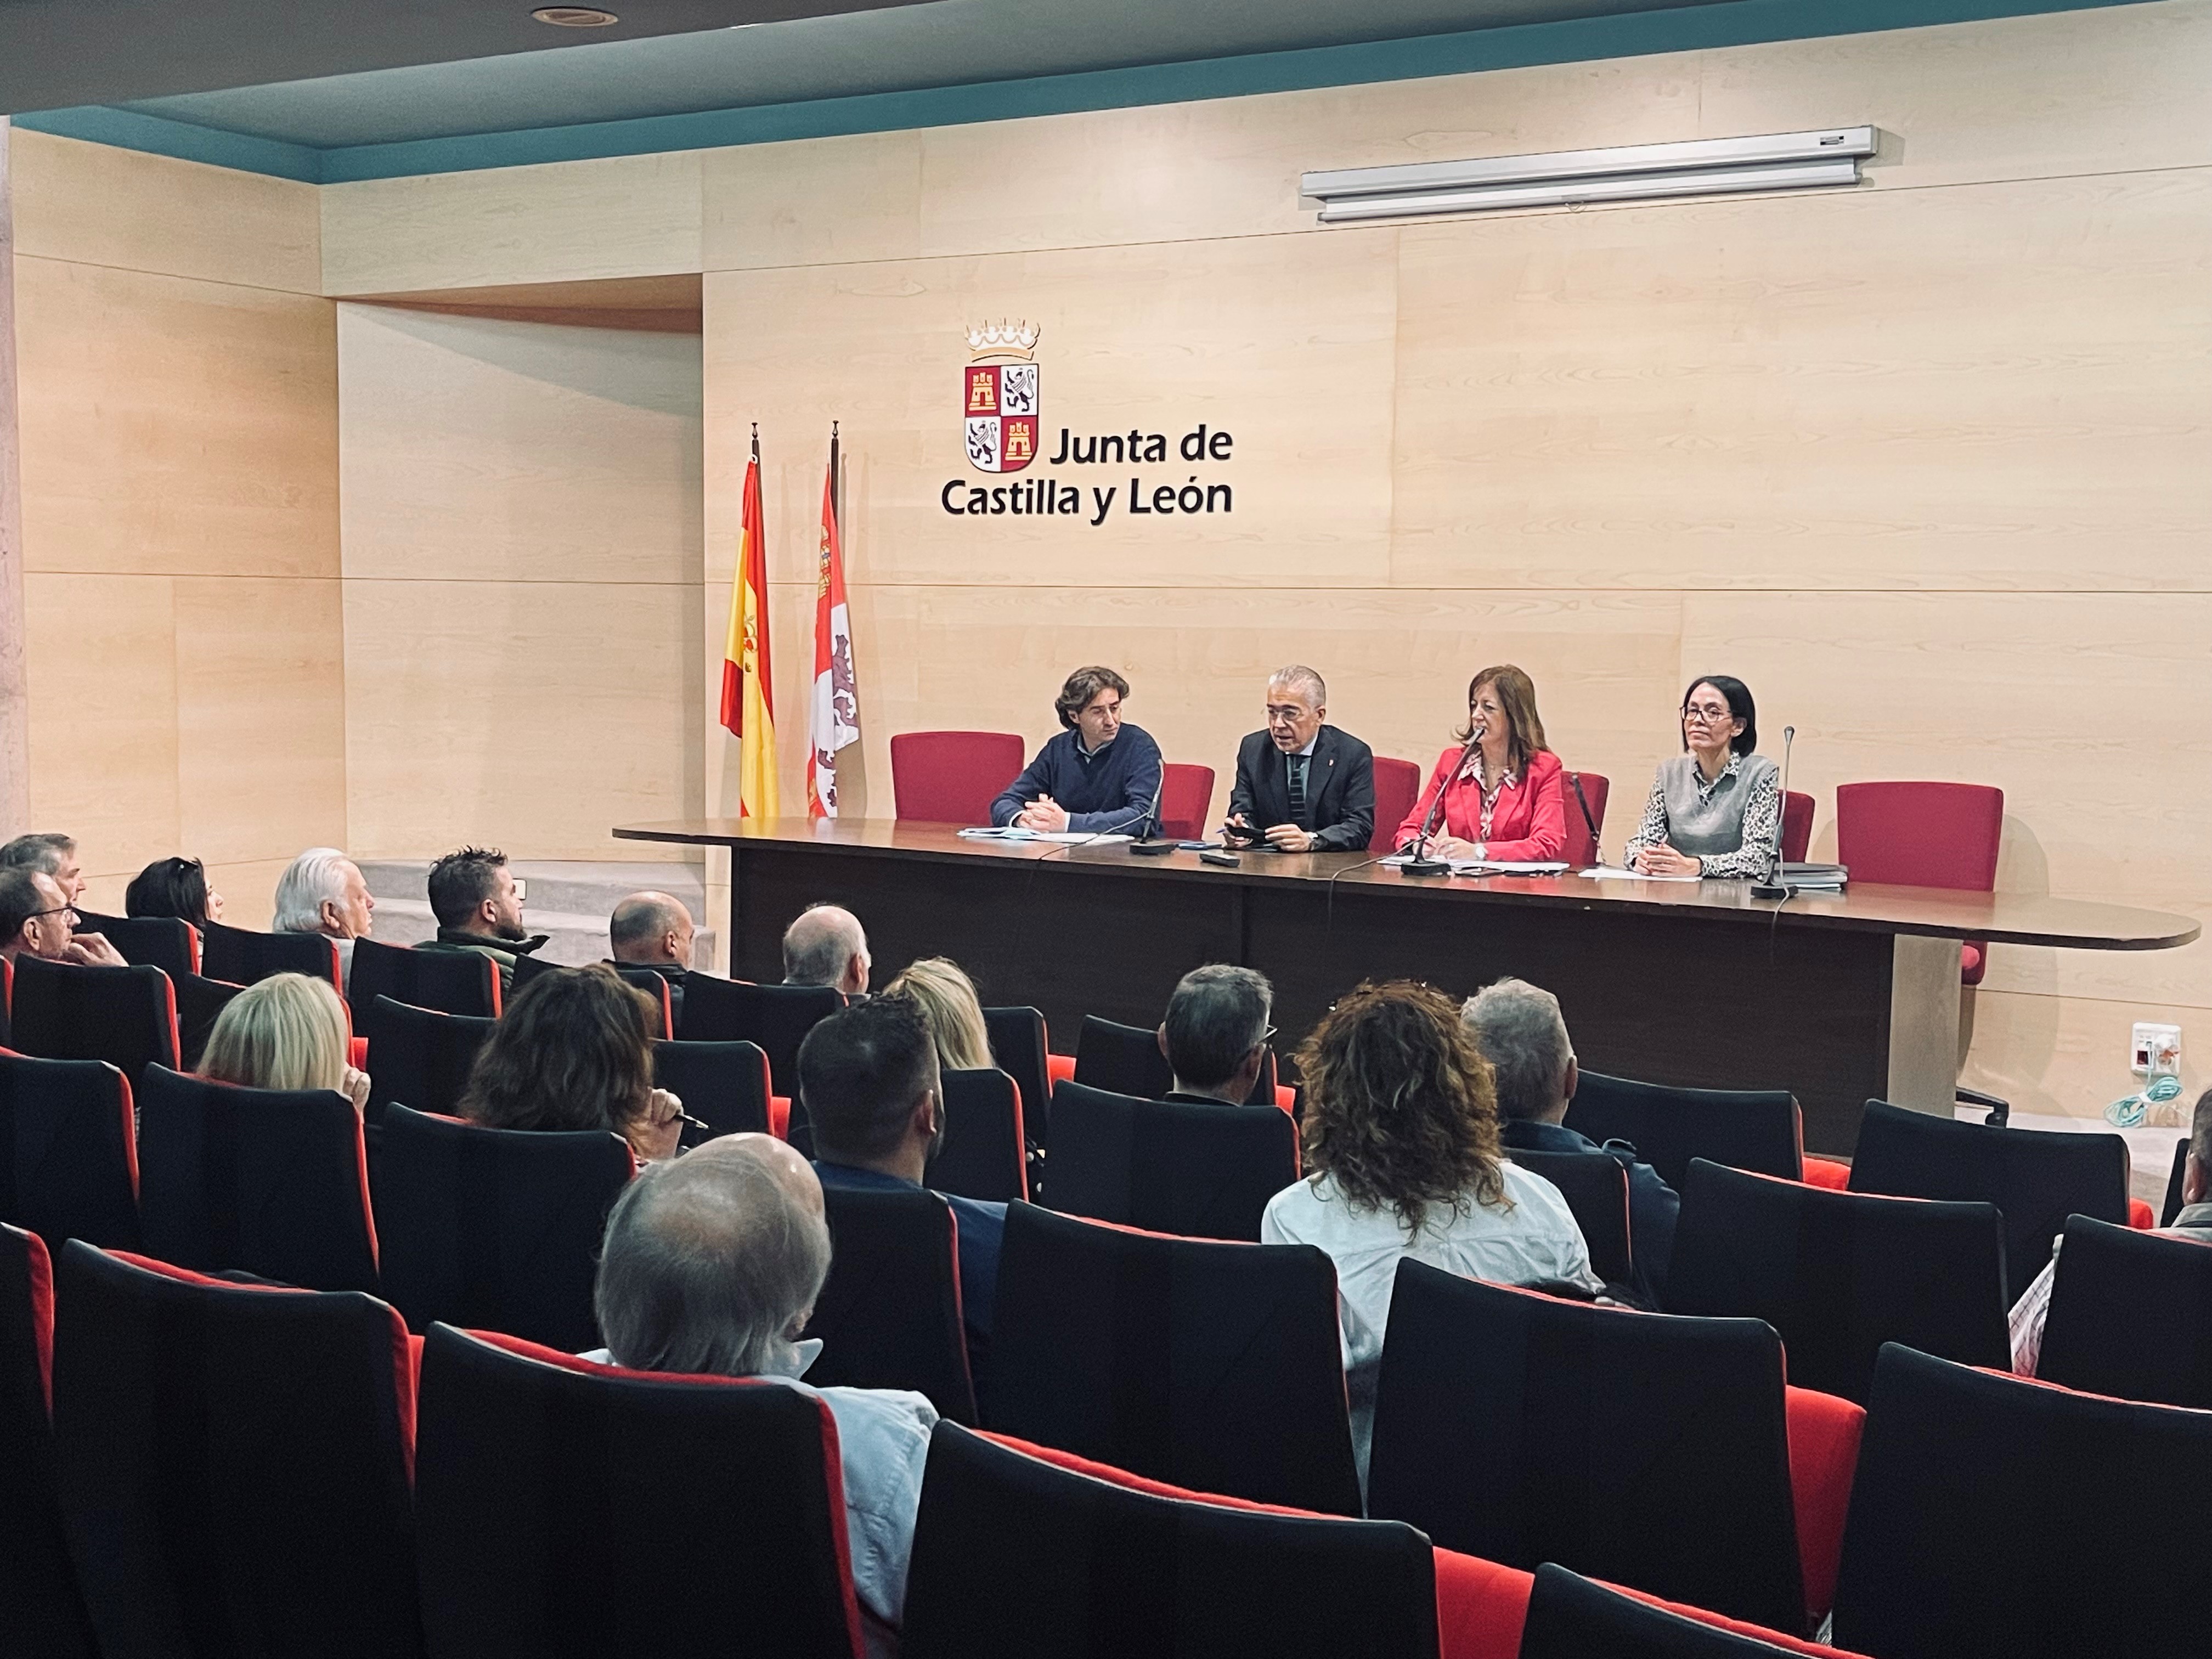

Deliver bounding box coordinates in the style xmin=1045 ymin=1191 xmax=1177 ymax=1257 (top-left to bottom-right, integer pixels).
xmin=981 ymin=1003 xmax=1052 ymax=1146
xmin=1832 ymin=1345 xmax=2212 ymax=1659
xmin=50 ymin=1243 xmax=421 ymax=1658
xmin=6 ymin=956 xmax=180 ymax=1084
xmin=802 ymin=1184 xmax=978 ymax=1424
xmin=893 ymin=730 xmax=1028 ymax=825
xmin=1561 ymin=771 xmax=1610 ymax=866
xmin=1521 ymin=1565 xmax=1877 ymax=1658
xmin=1564 ymin=1069 xmax=1806 ymax=1192
xmin=134 ymin=1064 xmax=380 ymax=1294
xmin=350 ymin=935 xmax=501 ymax=1018
xmin=72 ymin=910 xmax=200 ymax=983
xmin=1368 ymin=1266 xmax=1863 ymax=1634
xmin=1370 ymin=757 xmax=1424 ymax=854
xmin=1046 ymin=1079 xmax=1300 ymax=1242
xmin=1834 ymin=782 xmax=2002 ymax=985
xmin=927 ymin=1066 xmax=1029 ymax=1205
xmin=2036 ymin=1215 xmax=2212 ymax=1408
xmin=1782 ymin=790 xmax=1815 ymax=864
xmin=1156 ymin=762 xmax=1214 ymax=842
xmin=198 ymin=918 xmax=343 ymax=995
xmin=357 ymin=995 xmax=496 ymax=1127
xmin=0 ymin=1223 xmax=97 ymax=1659
xmin=0 ymin=1049 xmax=141 ymax=1253
xmin=412 ymin=1326 xmax=867 ymax=1659
xmin=652 ymin=1037 xmax=774 ymax=1144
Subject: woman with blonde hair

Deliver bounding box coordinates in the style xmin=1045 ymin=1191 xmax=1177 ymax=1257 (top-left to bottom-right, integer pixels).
xmin=884 ymin=956 xmax=993 ymax=1074
xmin=1262 ymin=980 xmax=1597 ymax=1480
xmin=1393 ymin=664 xmax=1567 ymax=863
xmin=200 ymin=971 xmax=370 ymax=1113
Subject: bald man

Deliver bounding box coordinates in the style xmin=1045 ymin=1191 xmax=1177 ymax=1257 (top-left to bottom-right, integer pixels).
xmin=607 ymin=889 xmax=696 ymax=1024
xmin=781 ymin=903 xmax=870 ymax=998
xmin=587 ymin=1133 xmax=934 ymax=1640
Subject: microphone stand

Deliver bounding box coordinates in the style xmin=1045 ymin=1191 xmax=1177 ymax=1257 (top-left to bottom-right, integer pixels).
xmin=1126 ymin=762 xmax=1173 ymax=855
xmin=1403 ymin=735 xmax=1480 ymax=877
xmin=1751 ymin=724 xmax=1795 ymax=901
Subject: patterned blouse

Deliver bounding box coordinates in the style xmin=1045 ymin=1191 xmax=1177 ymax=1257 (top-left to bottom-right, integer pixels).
xmin=1622 ymin=753 xmax=1782 ymax=879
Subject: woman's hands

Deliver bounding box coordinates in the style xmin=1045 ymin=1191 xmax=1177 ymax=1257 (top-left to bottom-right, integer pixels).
xmin=1629 ymin=842 xmax=1703 ymax=877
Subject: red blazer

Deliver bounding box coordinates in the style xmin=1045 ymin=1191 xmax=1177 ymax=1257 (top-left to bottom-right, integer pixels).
xmin=1396 ymin=747 xmax=1567 ymax=861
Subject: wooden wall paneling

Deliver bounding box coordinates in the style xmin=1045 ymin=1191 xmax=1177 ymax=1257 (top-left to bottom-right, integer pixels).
xmin=319 ymin=151 xmax=704 ymax=297
xmin=13 ymin=257 xmax=340 ymax=579
xmin=21 ymin=572 xmax=181 ymax=875
xmin=10 ymin=129 xmax=320 ymax=294
xmin=173 ymin=575 xmax=348 ymax=867
xmin=0 ymin=117 xmax=26 ymax=838
xmin=1961 ymin=984 xmax=2209 ymax=1124
xmin=342 ymin=576 xmax=702 ymax=861
xmin=701 ymin=131 xmax=924 ymax=273
xmin=337 ymin=305 xmax=704 ymax=585
xmin=1389 ymin=169 xmax=2212 ymax=594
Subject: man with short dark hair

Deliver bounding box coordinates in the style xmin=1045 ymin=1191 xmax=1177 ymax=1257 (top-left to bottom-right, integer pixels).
xmin=414 ymin=846 xmax=546 ymax=994
xmin=782 ymin=903 xmax=869 ymax=996
xmin=608 ymin=890 xmax=696 ymax=1025
xmin=1463 ymin=975 xmax=1678 ymax=1304
xmin=1224 ymin=667 xmax=1377 ymax=854
xmin=0 ymin=832 xmax=86 ymax=906
xmin=1158 ymin=963 xmax=1274 ymax=1105
xmin=587 ymin=1134 xmax=935 ymax=1643
xmin=0 ymin=867 xmax=125 ymax=967
xmin=802 ymin=997 xmax=1005 ymax=1376
xmin=988 ymin=665 xmax=1164 ymax=836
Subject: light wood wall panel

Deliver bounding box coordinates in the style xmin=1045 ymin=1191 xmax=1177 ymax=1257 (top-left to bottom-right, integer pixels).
xmin=12 ymin=137 xmax=345 ymax=903
xmin=336 ymin=305 xmax=704 ymax=861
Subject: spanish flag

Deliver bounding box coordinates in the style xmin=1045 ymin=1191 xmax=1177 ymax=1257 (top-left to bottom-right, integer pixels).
xmin=720 ymin=428 xmax=778 ymax=819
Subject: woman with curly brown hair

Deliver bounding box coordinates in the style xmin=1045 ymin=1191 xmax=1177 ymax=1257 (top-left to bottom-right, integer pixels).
xmin=1263 ymin=979 xmax=1597 ymax=1480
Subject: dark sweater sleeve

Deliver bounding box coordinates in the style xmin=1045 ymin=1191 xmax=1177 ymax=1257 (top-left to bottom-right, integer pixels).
xmin=1064 ymin=729 xmax=1163 ymax=835
xmin=990 ymin=743 xmax=1057 ymax=827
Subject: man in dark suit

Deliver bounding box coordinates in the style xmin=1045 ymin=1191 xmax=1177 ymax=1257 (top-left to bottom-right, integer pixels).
xmin=1224 ymin=666 xmax=1376 ymax=853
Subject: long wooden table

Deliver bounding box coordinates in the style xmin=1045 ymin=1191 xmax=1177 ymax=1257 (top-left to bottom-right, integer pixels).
xmin=614 ymin=818 xmax=2199 ymax=1155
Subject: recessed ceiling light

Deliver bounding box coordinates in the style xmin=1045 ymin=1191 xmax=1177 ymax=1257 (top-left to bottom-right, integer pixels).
xmin=532 ymin=6 xmax=619 ymax=25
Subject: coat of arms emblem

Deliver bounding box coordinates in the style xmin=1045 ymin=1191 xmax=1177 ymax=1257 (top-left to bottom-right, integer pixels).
xmin=963 ymin=320 xmax=1041 ymax=475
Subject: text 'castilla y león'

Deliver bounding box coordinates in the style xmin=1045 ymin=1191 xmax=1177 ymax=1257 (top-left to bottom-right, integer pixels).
xmin=940 ymin=425 xmax=1237 ymax=526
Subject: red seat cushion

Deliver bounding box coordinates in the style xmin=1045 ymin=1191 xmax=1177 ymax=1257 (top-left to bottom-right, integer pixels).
xmin=1783 ymin=1385 xmax=1865 ymax=1618
xmin=2130 ymin=1197 xmax=2155 ymax=1230
xmin=1801 ymin=1157 xmax=1850 ymax=1190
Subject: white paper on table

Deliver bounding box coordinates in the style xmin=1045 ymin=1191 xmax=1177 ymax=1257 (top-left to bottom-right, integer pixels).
xmin=959 ymin=828 xmax=1133 ymax=845
xmin=1581 ymin=865 xmax=1703 ymax=883
xmin=1447 ymin=860 xmax=1570 ymax=876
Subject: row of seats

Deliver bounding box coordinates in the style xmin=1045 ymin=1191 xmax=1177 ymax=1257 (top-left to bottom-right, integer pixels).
xmin=10 ymin=1218 xmax=2209 ymax=1659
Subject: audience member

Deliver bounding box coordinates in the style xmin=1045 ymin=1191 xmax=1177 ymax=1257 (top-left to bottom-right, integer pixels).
xmin=416 ymin=845 xmax=546 ymax=994
xmin=1262 ymin=980 xmax=1599 ymax=1482
xmin=0 ymin=867 xmax=126 ymax=966
xmin=783 ymin=902 xmax=870 ymax=996
xmin=272 ymin=847 xmax=376 ymax=991
xmin=588 ymin=1134 xmax=935 ymax=1643
xmin=200 ymin=972 xmax=370 ymax=1113
xmin=126 ymin=855 xmax=225 ymax=925
xmin=802 ymin=997 xmax=1002 ymax=1378
xmin=0 ymin=831 xmax=86 ymax=906
xmin=1158 ymin=963 xmax=1273 ymax=1104
xmin=2011 ymin=1084 xmax=2212 ymax=1375
xmin=607 ymin=889 xmax=695 ymax=1025
xmin=884 ymin=957 xmax=992 ymax=1073
xmin=1463 ymin=975 xmax=1679 ymax=1303
xmin=457 ymin=964 xmax=683 ymax=1164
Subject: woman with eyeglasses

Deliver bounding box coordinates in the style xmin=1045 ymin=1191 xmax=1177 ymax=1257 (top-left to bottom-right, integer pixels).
xmin=1622 ymin=675 xmax=1781 ymax=878
xmin=1393 ymin=664 xmax=1566 ymax=863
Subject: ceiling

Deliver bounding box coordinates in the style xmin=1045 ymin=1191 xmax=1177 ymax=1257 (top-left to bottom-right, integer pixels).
xmin=104 ymin=0 xmax=1726 ymax=149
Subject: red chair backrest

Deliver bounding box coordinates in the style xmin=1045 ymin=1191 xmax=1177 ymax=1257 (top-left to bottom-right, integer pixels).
xmin=1783 ymin=791 xmax=1815 ymax=864
xmin=1370 ymin=757 xmax=1423 ymax=854
xmin=892 ymin=730 xmax=1028 ymax=825
xmin=1562 ymin=771 xmax=1610 ymax=866
xmin=1157 ymin=763 xmax=1214 ymax=842
xmin=1834 ymin=782 xmax=2002 ymax=892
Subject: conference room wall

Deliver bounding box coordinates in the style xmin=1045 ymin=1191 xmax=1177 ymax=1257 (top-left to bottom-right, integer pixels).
xmin=335 ymin=303 xmax=706 ymax=862
xmin=8 ymin=131 xmax=342 ymax=925
xmin=318 ymin=0 xmax=2209 ymax=1118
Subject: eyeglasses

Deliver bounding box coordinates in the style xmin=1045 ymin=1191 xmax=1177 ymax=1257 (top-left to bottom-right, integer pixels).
xmin=25 ymin=906 xmax=78 ymax=926
xmin=1682 ymin=704 xmax=1734 ymax=724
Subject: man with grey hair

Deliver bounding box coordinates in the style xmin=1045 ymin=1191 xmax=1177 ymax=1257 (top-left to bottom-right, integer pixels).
xmin=0 ymin=832 xmax=86 ymax=906
xmin=1463 ymin=975 xmax=1678 ymax=1302
xmin=1158 ymin=963 xmax=1274 ymax=1105
xmin=589 ymin=1133 xmax=936 ymax=1643
xmin=1224 ymin=666 xmax=1376 ymax=853
xmin=782 ymin=902 xmax=870 ymax=997
xmin=607 ymin=889 xmax=696 ymax=1024
xmin=272 ymin=847 xmax=375 ymax=993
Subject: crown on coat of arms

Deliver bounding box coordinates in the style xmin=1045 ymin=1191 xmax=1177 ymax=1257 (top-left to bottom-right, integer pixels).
xmin=966 ymin=319 xmax=1041 ymax=360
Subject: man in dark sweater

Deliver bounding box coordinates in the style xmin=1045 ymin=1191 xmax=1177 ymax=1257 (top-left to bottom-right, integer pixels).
xmin=989 ymin=665 xmax=1164 ymax=836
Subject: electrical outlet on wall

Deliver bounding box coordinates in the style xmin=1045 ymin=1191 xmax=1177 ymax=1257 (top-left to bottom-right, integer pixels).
xmin=2132 ymin=1022 xmax=2182 ymax=1078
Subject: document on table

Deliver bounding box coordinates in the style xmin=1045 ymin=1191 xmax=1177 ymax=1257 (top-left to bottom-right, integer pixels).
xmin=1581 ymin=866 xmax=1703 ymax=883
xmin=1376 ymin=856 xmax=1572 ymax=874
xmin=958 ymin=827 xmax=1135 ymax=845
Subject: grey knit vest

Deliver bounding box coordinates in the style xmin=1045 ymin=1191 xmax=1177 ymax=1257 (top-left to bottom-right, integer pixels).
xmin=1656 ymin=753 xmax=1778 ymax=857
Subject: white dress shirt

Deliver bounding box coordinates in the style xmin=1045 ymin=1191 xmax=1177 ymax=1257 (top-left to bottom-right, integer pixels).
xmin=1262 ymin=1161 xmax=1600 ymax=1485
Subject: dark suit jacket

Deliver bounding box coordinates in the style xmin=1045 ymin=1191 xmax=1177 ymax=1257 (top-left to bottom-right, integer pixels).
xmin=1226 ymin=725 xmax=1376 ymax=852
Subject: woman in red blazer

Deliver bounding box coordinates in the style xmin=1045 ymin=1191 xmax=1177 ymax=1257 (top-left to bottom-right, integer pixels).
xmin=1395 ymin=665 xmax=1568 ymax=862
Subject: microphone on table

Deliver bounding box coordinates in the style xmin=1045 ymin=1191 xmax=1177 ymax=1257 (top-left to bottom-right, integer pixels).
xmin=1751 ymin=724 xmax=1796 ymax=902
xmin=1127 ymin=764 xmax=1175 ymax=856
xmin=1403 ymin=729 xmax=1482 ymax=877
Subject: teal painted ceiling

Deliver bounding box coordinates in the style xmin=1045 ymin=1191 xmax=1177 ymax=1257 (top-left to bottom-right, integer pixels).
xmin=14 ymin=0 xmax=2143 ymax=183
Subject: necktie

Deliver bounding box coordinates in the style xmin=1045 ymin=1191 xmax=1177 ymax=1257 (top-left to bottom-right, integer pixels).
xmin=1287 ymin=755 xmax=1310 ymax=828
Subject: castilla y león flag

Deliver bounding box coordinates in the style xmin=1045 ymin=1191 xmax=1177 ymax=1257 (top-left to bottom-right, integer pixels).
xmin=806 ymin=425 xmax=860 ymax=819
xmin=720 ymin=430 xmax=778 ymax=819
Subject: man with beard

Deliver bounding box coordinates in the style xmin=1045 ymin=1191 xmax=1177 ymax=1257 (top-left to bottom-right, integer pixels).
xmin=414 ymin=845 xmax=546 ymax=996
